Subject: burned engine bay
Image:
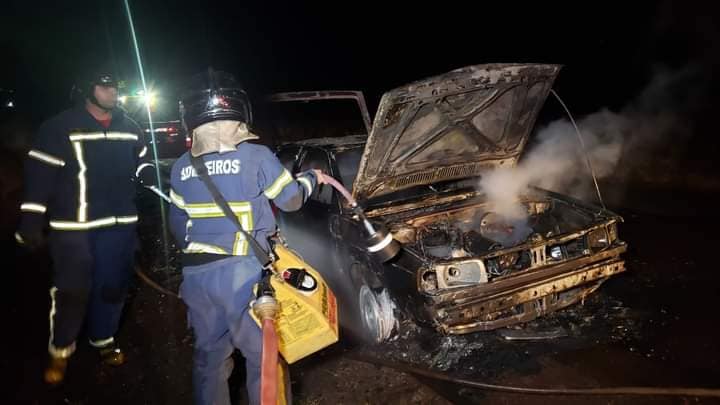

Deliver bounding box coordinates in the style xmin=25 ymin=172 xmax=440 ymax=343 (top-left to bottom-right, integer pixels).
xmin=386 ymin=195 xmax=622 ymax=293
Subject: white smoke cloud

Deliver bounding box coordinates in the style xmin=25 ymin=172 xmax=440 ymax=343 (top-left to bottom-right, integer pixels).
xmin=479 ymin=64 xmax=704 ymax=222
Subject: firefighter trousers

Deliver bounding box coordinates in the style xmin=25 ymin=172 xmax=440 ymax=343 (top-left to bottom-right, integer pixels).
xmin=180 ymin=255 xmax=284 ymax=405
xmin=47 ymin=224 xmax=137 ymax=357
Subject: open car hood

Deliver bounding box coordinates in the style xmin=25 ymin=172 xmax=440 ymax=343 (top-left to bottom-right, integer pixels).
xmin=352 ymin=63 xmax=561 ymax=202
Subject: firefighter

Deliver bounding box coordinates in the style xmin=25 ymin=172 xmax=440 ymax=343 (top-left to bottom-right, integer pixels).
xmin=168 ymin=68 xmax=322 ymax=405
xmin=15 ymin=69 xmax=157 ymax=384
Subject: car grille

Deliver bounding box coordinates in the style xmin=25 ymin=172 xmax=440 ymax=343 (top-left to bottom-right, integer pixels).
xmin=485 ymin=234 xmax=591 ymax=278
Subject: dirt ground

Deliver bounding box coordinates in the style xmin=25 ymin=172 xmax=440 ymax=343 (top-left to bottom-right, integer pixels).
xmin=3 ymin=147 xmax=720 ymax=404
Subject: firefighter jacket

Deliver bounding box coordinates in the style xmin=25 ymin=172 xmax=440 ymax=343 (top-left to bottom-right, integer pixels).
xmin=168 ymin=142 xmax=317 ymax=265
xmin=16 ymin=105 xmax=155 ymax=237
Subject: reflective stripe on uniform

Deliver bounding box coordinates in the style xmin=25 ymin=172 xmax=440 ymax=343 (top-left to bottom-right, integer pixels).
xmin=135 ymin=162 xmax=154 ymax=177
xmin=183 ymin=201 xmax=253 ymax=219
xmin=232 ymin=207 xmax=254 ymax=255
xmin=183 ymin=242 xmax=228 ymax=255
xmin=48 ymin=286 xmax=77 ymax=359
xmin=49 ymin=215 xmax=138 ymax=230
xmin=233 ymin=232 xmax=248 ymax=256
xmin=20 ymin=202 xmax=47 ymax=213
xmin=263 ymin=170 xmax=294 ymax=199
xmin=138 ymin=145 xmax=148 ymax=158
xmin=28 ymin=149 xmax=65 ymax=167
xmin=181 ymin=202 xmax=254 ymax=256
xmin=170 ymin=189 xmax=186 ymax=208
xmin=298 ymin=176 xmax=313 ymax=196
xmin=69 ymin=132 xmax=104 ymax=141
xmin=71 ymin=141 xmax=88 ymax=222
xmin=117 ymin=215 xmax=139 ymax=224
xmin=106 ymin=132 xmax=138 ymax=141
xmin=89 ymin=337 xmax=115 ymax=348
xmin=69 ymin=132 xmax=138 ymax=141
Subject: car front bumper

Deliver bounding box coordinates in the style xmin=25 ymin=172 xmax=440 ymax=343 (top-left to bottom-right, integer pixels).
xmin=429 ymin=244 xmax=627 ymax=334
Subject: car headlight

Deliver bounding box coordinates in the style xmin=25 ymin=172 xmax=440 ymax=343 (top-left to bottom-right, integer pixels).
xmin=587 ymin=228 xmax=609 ymax=250
xmin=435 ymin=260 xmax=488 ymax=288
xmin=607 ymin=222 xmax=618 ymax=244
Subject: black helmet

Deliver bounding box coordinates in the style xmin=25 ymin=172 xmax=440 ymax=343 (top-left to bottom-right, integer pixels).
xmin=179 ymin=68 xmax=252 ymax=134
xmin=70 ymin=70 xmax=118 ymax=107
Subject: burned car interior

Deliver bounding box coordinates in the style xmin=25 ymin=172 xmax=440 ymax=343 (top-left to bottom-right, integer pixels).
xmin=266 ymin=63 xmax=627 ymax=343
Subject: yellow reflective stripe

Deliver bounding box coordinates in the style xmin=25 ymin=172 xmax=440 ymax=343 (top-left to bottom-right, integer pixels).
xmin=184 ymin=202 xmax=252 ymax=218
xmin=106 ymin=132 xmax=138 ymax=141
xmin=48 ymin=287 xmax=76 ymax=358
xmin=298 ymin=177 xmax=312 ymax=195
xmin=263 ymin=170 xmax=293 ymax=199
xmin=69 ymin=132 xmax=138 ymax=141
xmin=233 ymin=232 xmax=246 ymax=255
xmin=20 ymin=202 xmax=47 ymax=213
xmin=183 ymin=242 xmax=228 ymax=255
xmin=28 ymin=149 xmax=65 ymax=167
xmin=49 ymin=216 xmax=137 ymax=230
xmin=170 ymin=189 xmax=186 ymax=208
xmin=69 ymin=133 xmax=105 ymax=141
xmin=71 ymin=141 xmax=88 ymax=222
xmin=138 ymin=146 xmax=148 ymax=158
xmin=89 ymin=337 xmax=114 ymax=348
xmin=232 ymin=207 xmax=254 ymax=255
xmin=117 ymin=215 xmax=139 ymax=224
xmin=50 ymin=217 xmax=116 ymax=230
xmin=135 ymin=162 xmax=153 ymax=177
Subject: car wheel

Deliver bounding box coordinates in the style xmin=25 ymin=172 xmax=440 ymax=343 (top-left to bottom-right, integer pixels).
xmin=358 ymin=285 xmax=397 ymax=343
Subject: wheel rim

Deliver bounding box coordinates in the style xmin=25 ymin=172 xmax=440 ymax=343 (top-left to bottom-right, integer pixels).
xmin=359 ymin=285 xmax=395 ymax=343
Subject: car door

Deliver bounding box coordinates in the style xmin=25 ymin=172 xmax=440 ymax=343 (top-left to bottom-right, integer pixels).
xmin=276 ymin=147 xmax=339 ymax=274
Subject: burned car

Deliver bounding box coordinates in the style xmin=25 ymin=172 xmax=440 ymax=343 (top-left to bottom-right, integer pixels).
xmin=267 ymin=63 xmax=627 ymax=343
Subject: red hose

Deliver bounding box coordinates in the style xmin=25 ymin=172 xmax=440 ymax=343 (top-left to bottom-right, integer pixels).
xmin=320 ymin=173 xmax=356 ymax=207
xmin=260 ymin=318 xmax=279 ymax=405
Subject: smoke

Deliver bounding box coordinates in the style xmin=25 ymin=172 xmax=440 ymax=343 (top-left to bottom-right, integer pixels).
xmin=479 ymin=63 xmax=707 ymax=221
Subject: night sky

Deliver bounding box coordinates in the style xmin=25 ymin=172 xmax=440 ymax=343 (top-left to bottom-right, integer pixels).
xmin=1 ymin=0 xmax=718 ymax=122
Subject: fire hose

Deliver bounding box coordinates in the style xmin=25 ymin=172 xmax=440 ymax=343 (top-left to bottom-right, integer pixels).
xmin=138 ymin=179 xmax=720 ymax=400
xmin=349 ymin=354 xmax=720 ymax=398
xmin=253 ymin=270 xmax=281 ymax=405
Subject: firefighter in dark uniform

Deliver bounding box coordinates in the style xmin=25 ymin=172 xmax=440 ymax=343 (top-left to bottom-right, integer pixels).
xmin=15 ymin=71 xmax=157 ymax=384
xmin=168 ymin=69 xmax=323 ymax=405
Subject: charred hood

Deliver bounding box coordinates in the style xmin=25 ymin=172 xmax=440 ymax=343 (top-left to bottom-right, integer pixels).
xmin=353 ymin=63 xmax=561 ymax=202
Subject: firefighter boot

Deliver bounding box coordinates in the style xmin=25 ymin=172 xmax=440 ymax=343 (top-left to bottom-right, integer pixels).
xmin=96 ymin=341 xmax=126 ymax=366
xmin=44 ymin=355 xmax=68 ymax=385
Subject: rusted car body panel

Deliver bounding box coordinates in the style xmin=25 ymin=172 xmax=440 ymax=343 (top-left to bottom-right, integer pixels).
xmin=432 ymin=248 xmax=626 ymax=333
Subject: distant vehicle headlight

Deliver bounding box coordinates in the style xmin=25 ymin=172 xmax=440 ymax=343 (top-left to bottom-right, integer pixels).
xmin=143 ymin=92 xmax=157 ymax=107
xmin=587 ymin=228 xmax=609 ymax=250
